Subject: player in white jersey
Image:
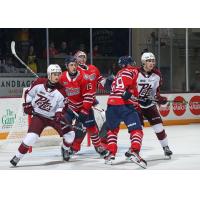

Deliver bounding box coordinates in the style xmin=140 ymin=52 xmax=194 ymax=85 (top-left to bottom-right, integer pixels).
xmin=10 ymin=64 xmax=75 ymax=166
xmin=136 ymin=52 xmax=173 ymax=158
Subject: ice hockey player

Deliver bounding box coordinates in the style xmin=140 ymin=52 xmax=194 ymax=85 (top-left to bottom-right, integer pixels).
xmin=59 ymin=56 xmax=108 ymax=156
xmin=68 ymin=51 xmax=112 ymax=155
xmin=137 ymin=51 xmax=173 ymax=158
xmin=10 ymin=64 xmax=75 ymax=167
xmin=104 ymin=56 xmax=147 ymax=168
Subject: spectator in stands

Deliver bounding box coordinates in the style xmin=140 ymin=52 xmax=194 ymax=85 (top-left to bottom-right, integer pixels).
xmin=93 ymin=45 xmax=101 ymax=57
xmin=27 ymin=45 xmax=38 ymax=73
xmin=43 ymin=41 xmax=58 ymax=58
xmin=58 ymin=41 xmax=71 ymax=56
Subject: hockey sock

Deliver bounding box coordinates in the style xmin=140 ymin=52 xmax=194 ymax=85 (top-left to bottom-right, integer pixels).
xmin=16 ymin=132 xmax=39 ymax=158
xmin=107 ymin=128 xmax=119 ymax=155
xmin=16 ymin=142 xmax=30 ymax=158
xmin=87 ymin=126 xmax=101 ymax=147
xmin=63 ymin=131 xmax=75 ymax=149
xmin=130 ymin=129 xmax=143 ymax=153
xmin=156 ymin=130 xmax=168 ymax=147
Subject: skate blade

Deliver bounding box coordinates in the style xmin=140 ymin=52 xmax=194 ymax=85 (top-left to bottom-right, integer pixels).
xmin=164 ymin=155 xmax=172 ymax=160
xmin=126 ymin=157 xmax=147 ymax=169
xmin=104 ymin=159 xmax=114 ymax=165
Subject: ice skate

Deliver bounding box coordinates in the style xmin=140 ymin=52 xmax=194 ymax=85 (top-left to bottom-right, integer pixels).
xmin=104 ymin=151 xmax=115 ymax=165
xmin=69 ymin=147 xmax=78 ymax=156
xmin=61 ymin=146 xmax=70 ymax=161
xmin=10 ymin=156 xmax=20 ymax=167
xmin=94 ymin=145 xmax=108 ymax=156
xmin=125 ymin=150 xmax=147 ymax=169
xmin=163 ymin=146 xmax=173 ymax=159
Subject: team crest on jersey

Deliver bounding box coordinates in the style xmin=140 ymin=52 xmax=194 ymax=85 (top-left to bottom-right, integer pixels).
xmin=65 ymin=87 xmax=80 ymax=96
xmin=83 ymin=74 xmax=89 ymax=80
xmin=35 ymin=94 xmax=52 ymax=111
xmin=89 ymin=73 xmax=96 ymax=81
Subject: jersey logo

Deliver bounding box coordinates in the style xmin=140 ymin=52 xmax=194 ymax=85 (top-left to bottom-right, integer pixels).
xmin=35 ymin=94 xmax=52 ymax=111
xmin=65 ymin=87 xmax=80 ymax=96
xmin=89 ymin=73 xmax=96 ymax=81
xmin=138 ymin=83 xmax=153 ymax=98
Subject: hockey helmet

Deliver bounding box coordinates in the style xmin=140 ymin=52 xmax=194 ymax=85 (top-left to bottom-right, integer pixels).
xmin=141 ymin=52 xmax=155 ymax=64
xmin=47 ymin=64 xmax=62 ymax=80
xmin=74 ymin=50 xmax=87 ymax=64
xmin=118 ymin=56 xmax=135 ymax=68
xmin=64 ymin=56 xmax=76 ymax=67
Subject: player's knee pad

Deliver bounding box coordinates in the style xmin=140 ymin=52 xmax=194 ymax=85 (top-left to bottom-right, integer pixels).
xmin=63 ymin=131 xmax=75 ymax=144
xmin=152 ymin=123 xmax=164 ymax=133
xmin=23 ymin=132 xmax=39 ymax=147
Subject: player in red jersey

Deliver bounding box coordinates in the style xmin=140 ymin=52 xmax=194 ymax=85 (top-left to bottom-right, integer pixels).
xmin=59 ymin=56 xmax=108 ymax=156
xmin=104 ymin=56 xmax=147 ymax=168
xmin=68 ymin=51 xmax=112 ymax=155
xmin=10 ymin=64 xmax=75 ymax=166
xmin=136 ymin=51 xmax=173 ymax=158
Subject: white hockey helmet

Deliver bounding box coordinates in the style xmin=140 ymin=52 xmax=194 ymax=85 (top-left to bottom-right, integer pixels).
xmin=74 ymin=50 xmax=87 ymax=64
xmin=47 ymin=64 xmax=62 ymax=80
xmin=141 ymin=52 xmax=155 ymax=64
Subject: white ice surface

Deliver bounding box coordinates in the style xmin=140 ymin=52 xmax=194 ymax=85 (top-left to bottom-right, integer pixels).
xmin=0 ymin=124 xmax=200 ymax=170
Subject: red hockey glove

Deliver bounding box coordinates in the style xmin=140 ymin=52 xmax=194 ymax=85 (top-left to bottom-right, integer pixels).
xmin=55 ymin=112 xmax=64 ymax=123
xmin=22 ymin=102 xmax=33 ymax=115
xmin=157 ymin=96 xmax=168 ymax=105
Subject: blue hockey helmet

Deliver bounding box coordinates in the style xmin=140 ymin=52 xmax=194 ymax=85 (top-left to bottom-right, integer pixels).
xmin=64 ymin=56 xmax=76 ymax=66
xmin=118 ymin=56 xmax=135 ymax=68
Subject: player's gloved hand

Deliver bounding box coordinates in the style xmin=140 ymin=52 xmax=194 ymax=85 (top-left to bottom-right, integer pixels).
xmin=92 ymin=98 xmax=99 ymax=106
xmin=156 ymin=95 xmax=168 ymax=105
xmin=22 ymin=102 xmax=33 ymax=115
xmin=77 ymin=109 xmax=89 ymax=123
xmin=104 ymin=75 xmax=115 ymax=92
xmin=122 ymin=90 xmax=132 ymax=100
xmin=138 ymin=98 xmax=152 ymax=107
xmin=55 ymin=112 xmax=64 ymax=123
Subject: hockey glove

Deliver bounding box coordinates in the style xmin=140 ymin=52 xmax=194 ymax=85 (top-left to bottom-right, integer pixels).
xmin=156 ymin=96 xmax=168 ymax=105
xmin=122 ymin=90 xmax=132 ymax=100
xmin=77 ymin=109 xmax=89 ymax=123
xmin=92 ymin=98 xmax=99 ymax=106
xmin=138 ymin=98 xmax=152 ymax=107
xmin=104 ymin=75 xmax=115 ymax=92
xmin=22 ymin=102 xmax=33 ymax=115
xmin=55 ymin=112 xmax=64 ymax=123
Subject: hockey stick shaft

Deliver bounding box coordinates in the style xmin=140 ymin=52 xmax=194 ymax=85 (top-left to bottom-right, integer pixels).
xmin=11 ymin=41 xmax=39 ymax=78
xmin=32 ymin=111 xmax=86 ymax=132
xmin=131 ymin=96 xmax=189 ymax=104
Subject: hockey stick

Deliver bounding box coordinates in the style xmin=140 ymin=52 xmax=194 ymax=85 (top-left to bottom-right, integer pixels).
xmin=32 ymin=111 xmax=86 ymax=132
xmin=131 ymin=96 xmax=189 ymax=105
xmin=11 ymin=41 xmax=39 ymax=78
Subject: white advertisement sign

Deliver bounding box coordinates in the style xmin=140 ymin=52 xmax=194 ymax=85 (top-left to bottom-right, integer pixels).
xmin=0 ymin=77 xmax=34 ymax=97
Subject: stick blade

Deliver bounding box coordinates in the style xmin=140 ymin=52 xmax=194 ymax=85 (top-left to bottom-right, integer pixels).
xmin=11 ymin=41 xmax=16 ymax=55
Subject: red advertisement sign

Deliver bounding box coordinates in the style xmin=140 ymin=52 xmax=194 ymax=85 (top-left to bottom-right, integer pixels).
xmin=159 ymin=104 xmax=170 ymax=117
xmin=172 ymin=96 xmax=186 ymax=116
xmin=189 ymin=96 xmax=200 ymax=115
